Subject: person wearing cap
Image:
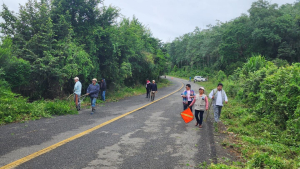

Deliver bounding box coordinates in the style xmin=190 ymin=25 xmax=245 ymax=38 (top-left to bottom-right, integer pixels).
xmin=189 ymin=87 xmax=209 ymax=128
xmin=73 ymin=77 xmax=82 ymax=111
xmin=100 ymin=78 xmax=106 ymax=101
xmin=150 ymin=80 xmax=157 ymax=101
xmin=209 ymin=83 xmax=228 ymax=122
xmin=86 ymin=78 xmax=100 ymax=114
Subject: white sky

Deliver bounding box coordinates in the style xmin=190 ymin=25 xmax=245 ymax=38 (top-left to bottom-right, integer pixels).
xmin=1 ymin=0 xmax=297 ymax=42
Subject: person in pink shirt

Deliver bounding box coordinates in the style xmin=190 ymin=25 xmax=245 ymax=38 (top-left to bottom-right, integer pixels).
xmin=189 ymin=87 xmax=209 ymax=128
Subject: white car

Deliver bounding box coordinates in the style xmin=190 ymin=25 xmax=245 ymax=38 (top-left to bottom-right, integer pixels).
xmin=194 ymin=76 xmax=207 ymax=82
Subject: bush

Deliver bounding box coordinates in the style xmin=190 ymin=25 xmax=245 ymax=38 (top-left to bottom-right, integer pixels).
xmin=0 ymin=80 xmax=77 ymax=124
xmin=44 ymin=100 xmax=77 ymax=115
xmin=217 ymin=70 xmax=227 ymax=82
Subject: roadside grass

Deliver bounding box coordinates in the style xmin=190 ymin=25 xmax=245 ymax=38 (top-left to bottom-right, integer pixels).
xmin=193 ymin=78 xmax=300 ymax=169
xmin=169 ymin=75 xmax=300 ymax=168
xmin=0 ymin=78 xmax=172 ymax=125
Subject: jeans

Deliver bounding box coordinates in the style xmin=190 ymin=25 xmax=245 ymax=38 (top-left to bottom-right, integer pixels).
xmin=102 ymin=91 xmax=106 ymax=101
xmin=90 ymin=97 xmax=97 ymax=108
xmin=195 ymin=110 xmax=204 ymax=125
xmin=183 ymin=101 xmax=193 ymax=112
xmin=213 ymin=105 xmax=223 ymax=122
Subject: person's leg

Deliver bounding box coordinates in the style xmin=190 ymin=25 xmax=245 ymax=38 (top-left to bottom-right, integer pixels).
xmin=188 ymin=101 xmax=193 ymax=112
xmin=92 ymin=98 xmax=97 ymax=108
xmin=199 ymin=111 xmax=204 ymax=126
xmin=146 ymin=89 xmax=148 ymax=98
xmin=74 ymin=94 xmax=78 ymax=108
xmin=218 ymin=106 xmax=223 ymax=121
xmin=100 ymin=90 xmax=103 ymax=100
xmin=213 ymin=105 xmax=219 ymax=122
xmin=195 ymin=110 xmax=200 ymax=126
xmin=151 ymin=91 xmax=154 ymax=101
xmin=77 ymin=94 xmax=81 ymax=110
xmin=183 ymin=103 xmax=188 ymax=110
xmin=102 ymin=91 xmax=106 ymax=101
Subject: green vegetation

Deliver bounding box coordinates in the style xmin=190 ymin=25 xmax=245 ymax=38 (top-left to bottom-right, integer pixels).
xmin=190 ymin=56 xmax=300 ymax=168
xmin=166 ymin=1 xmax=300 ymax=167
xmin=0 ymin=78 xmax=170 ymax=125
xmin=0 ymin=0 xmax=170 ymax=123
xmin=0 ymin=0 xmax=168 ymax=100
xmin=166 ymin=0 xmax=300 ymax=76
xmin=0 ymin=80 xmax=76 ymax=125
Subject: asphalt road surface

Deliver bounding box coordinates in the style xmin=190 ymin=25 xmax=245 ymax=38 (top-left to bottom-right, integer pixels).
xmin=0 ymin=77 xmax=219 ymax=169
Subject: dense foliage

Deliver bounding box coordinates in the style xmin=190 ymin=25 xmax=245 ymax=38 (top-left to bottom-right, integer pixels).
xmin=218 ymin=56 xmax=300 ymax=168
xmin=0 ymin=0 xmax=168 ymax=100
xmin=166 ymin=0 xmax=300 ymax=76
xmin=166 ymin=0 xmax=300 ymax=167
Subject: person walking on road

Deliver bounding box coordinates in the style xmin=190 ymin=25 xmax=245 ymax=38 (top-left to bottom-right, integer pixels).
xmin=100 ymin=78 xmax=106 ymax=101
xmin=209 ymin=83 xmax=228 ymax=123
xmin=150 ymin=80 xmax=157 ymax=101
xmin=181 ymin=84 xmax=195 ymax=112
xmin=189 ymin=87 xmax=208 ymax=128
xmin=73 ymin=77 xmax=82 ymax=111
xmin=146 ymin=79 xmax=151 ymax=98
xmin=87 ymin=78 xmax=100 ymax=114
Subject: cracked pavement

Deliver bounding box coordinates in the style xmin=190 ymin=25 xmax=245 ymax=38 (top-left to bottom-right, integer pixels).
xmin=0 ymin=77 xmax=218 ymax=169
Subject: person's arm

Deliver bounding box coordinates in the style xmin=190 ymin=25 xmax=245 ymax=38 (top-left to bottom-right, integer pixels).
xmin=96 ymin=84 xmax=100 ymax=93
xmin=86 ymin=85 xmax=90 ymax=95
xmin=209 ymin=90 xmax=213 ymax=99
xmin=190 ymin=90 xmax=195 ymax=98
xmin=181 ymin=90 xmax=186 ymax=97
xmin=155 ymin=84 xmax=157 ymax=91
xmin=189 ymin=97 xmax=196 ymax=107
xmin=224 ymin=91 xmax=228 ymax=103
xmin=205 ymin=96 xmax=209 ymax=110
xmin=74 ymin=83 xmax=77 ymax=93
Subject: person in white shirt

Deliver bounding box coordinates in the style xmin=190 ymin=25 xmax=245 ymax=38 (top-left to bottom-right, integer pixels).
xmin=209 ymin=83 xmax=228 ymax=122
xmin=74 ymin=77 xmax=82 ymax=111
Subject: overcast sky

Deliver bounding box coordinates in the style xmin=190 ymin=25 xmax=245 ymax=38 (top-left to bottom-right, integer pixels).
xmin=1 ymin=0 xmax=297 ymax=42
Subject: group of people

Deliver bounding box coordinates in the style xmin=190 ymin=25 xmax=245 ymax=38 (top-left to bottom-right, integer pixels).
xmin=145 ymin=79 xmax=157 ymax=101
xmin=181 ymin=83 xmax=228 ymax=128
xmin=73 ymin=77 xmax=107 ymax=114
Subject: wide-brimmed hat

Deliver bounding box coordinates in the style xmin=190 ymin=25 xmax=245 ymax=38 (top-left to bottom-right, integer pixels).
xmin=92 ymin=78 xmax=97 ymax=81
xmin=199 ymin=87 xmax=205 ymax=91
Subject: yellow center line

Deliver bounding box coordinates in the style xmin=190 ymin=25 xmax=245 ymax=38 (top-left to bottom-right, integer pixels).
xmin=0 ymin=80 xmax=184 ymax=169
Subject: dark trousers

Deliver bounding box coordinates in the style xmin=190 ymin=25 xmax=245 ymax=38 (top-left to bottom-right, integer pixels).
xmin=195 ymin=110 xmax=204 ymax=125
xmin=183 ymin=101 xmax=193 ymax=112
xmin=146 ymin=89 xmax=150 ymax=98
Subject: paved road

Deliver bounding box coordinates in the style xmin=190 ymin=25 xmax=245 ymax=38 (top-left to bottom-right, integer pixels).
xmin=0 ymin=77 xmax=218 ymax=169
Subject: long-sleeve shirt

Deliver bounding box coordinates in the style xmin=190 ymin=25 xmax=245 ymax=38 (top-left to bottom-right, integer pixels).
xmin=151 ymin=83 xmax=157 ymax=91
xmin=189 ymin=94 xmax=209 ymax=110
xmin=74 ymin=81 xmax=82 ymax=95
xmin=87 ymin=83 xmax=100 ymax=98
xmin=209 ymin=90 xmax=228 ymax=106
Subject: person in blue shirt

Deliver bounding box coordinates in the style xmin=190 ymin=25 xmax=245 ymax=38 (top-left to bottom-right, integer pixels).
xmin=87 ymin=78 xmax=100 ymax=114
xmin=73 ymin=77 xmax=82 ymax=111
